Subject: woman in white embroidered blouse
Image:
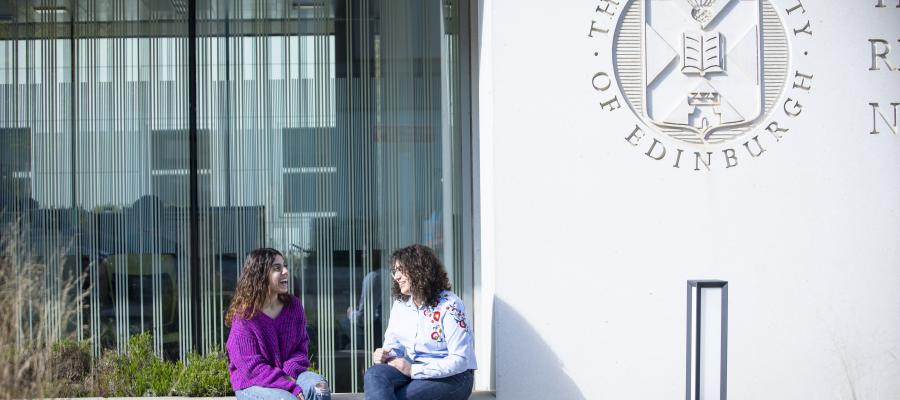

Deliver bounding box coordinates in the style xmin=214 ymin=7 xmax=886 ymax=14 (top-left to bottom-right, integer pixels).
xmin=363 ymin=244 xmax=477 ymax=400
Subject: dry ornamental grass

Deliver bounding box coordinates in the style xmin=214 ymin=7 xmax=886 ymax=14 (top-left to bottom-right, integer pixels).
xmin=0 ymin=222 xmax=88 ymax=399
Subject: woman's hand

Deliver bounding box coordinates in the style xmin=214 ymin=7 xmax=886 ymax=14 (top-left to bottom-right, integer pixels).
xmin=387 ymin=357 xmax=412 ymax=377
xmin=373 ymin=347 xmax=395 ymax=364
xmin=282 ymin=375 xmax=303 ymax=399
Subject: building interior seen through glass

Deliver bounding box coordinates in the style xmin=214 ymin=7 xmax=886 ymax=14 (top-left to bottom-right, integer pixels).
xmin=0 ymin=0 xmax=472 ymax=393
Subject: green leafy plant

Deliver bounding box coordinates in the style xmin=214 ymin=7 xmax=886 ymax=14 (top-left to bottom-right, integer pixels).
xmin=171 ymin=349 xmax=233 ymax=396
xmin=94 ymin=332 xmax=177 ymax=396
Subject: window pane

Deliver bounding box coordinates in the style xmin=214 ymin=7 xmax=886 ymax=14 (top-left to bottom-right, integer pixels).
xmin=0 ymin=0 xmax=471 ymax=394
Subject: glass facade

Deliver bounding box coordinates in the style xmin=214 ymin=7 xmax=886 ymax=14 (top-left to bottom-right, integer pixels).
xmin=0 ymin=0 xmax=472 ymax=392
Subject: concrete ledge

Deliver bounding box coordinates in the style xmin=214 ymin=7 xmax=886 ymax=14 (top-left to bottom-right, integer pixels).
xmin=329 ymin=392 xmax=495 ymax=400
xmin=56 ymin=393 xmax=496 ymax=400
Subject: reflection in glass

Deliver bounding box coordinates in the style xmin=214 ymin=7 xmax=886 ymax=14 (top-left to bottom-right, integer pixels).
xmin=0 ymin=0 xmax=470 ymax=393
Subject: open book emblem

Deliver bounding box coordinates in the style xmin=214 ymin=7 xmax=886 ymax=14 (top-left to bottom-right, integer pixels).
xmin=682 ymin=32 xmax=723 ymax=76
xmin=638 ymin=0 xmax=765 ymax=143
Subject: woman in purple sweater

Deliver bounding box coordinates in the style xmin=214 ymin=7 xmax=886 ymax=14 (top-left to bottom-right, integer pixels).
xmin=226 ymin=248 xmax=330 ymax=400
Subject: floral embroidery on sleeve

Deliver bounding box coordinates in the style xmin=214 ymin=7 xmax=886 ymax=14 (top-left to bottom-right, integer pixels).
xmin=429 ymin=308 xmax=446 ymax=342
xmin=449 ymin=306 xmax=469 ymax=332
xmin=446 ymin=301 xmax=469 ymax=332
xmin=426 ymin=293 xmax=470 ymax=343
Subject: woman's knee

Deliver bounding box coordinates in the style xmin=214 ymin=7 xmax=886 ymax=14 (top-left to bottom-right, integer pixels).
xmin=296 ymin=370 xmax=324 ymax=383
xmin=364 ymin=363 xmax=394 ymax=383
xmin=296 ymin=371 xmax=330 ymax=400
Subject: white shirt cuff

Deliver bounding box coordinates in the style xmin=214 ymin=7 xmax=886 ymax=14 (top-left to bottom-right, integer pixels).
xmin=410 ymin=363 xmax=427 ymax=379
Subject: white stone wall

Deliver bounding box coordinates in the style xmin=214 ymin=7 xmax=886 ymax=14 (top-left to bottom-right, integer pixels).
xmin=478 ymin=0 xmax=900 ymax=398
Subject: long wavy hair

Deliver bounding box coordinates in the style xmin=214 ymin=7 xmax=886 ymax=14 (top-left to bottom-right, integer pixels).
xmin=390 ymin=244 xmax=451 ymax=307
xmin=225 ymin=248 xmax=291 ymax=326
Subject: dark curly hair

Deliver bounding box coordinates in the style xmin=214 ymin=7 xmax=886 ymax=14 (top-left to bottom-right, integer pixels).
xmin=390 ymin=244 xmax=451 ymax=307
xmin=225 ymin=248 xmax=291 ymax=326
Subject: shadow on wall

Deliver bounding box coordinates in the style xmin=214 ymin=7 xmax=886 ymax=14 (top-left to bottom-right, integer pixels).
xmin=494 ymin=298 xmax=586 ymax=400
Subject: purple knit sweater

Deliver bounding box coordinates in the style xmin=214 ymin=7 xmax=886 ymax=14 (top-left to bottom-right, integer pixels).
xmin=226 ymin=296 xmax=311 ymax=396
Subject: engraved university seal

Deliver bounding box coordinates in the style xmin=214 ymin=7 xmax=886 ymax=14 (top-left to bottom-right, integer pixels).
xmin=589 ymin=0 xmax=815 ymax=170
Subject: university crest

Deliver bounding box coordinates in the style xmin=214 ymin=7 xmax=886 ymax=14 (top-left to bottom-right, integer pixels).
xmin=615 ymin=0 xmax=788 ymax=145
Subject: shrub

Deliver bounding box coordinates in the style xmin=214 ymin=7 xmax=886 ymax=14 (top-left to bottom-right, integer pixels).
xmin=50 ymin=339 xmax=93 ymax=397
xmin=93 ymin=349 xmax=125 ymax=396
xmin=94 ymin=332 xmax=177 ymax=396
xmin=171 ymin=349 xmax=233 ymax=396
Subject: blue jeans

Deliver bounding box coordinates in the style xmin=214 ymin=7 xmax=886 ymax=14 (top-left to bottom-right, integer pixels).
xmin=363 ymin=364 xmax=474 ymax=400
xmin=236 ymin=371 xmax=331 ymax=400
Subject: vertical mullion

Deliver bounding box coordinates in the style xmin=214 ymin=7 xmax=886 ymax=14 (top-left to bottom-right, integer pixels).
xmin=188 ymin=0 xmax=201 ymax=356
xmin=220 ymin=9 xmax=230 ymax=346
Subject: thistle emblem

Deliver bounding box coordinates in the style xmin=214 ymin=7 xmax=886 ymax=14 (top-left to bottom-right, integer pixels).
xmin=687 ymin=0 xmax=716 ymax=26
